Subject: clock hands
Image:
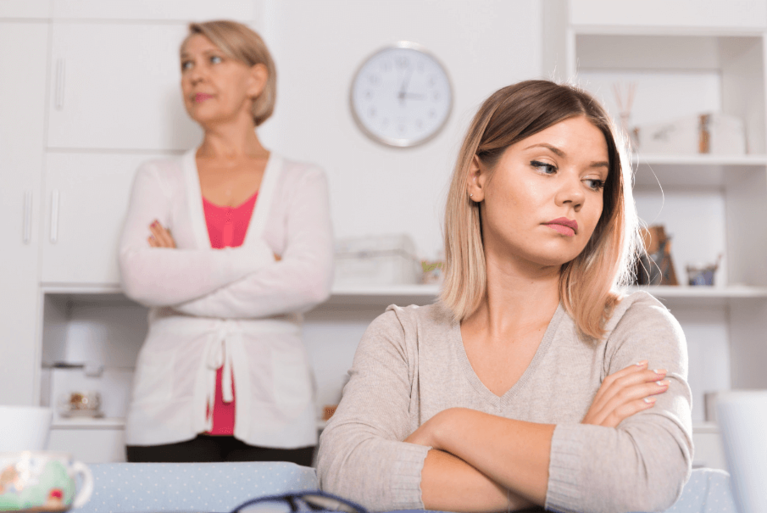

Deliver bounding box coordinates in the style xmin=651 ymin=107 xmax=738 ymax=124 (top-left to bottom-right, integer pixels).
xmin=398 ymin=68 xmax=414 ymax=107
xmin=398 ymin=68 xmax=427 ymax=105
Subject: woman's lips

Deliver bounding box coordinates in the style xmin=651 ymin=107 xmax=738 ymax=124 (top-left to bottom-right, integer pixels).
xmin=544 ymin=217 xmax=578 ymax=237
xmin=194 ymin=93 xmax=213 ymax=103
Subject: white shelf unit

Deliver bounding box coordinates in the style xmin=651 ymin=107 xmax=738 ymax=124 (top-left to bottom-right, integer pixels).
xmin=41 ymin=284 xmax=733 ymax=466
xmin=564 ymin=19 xmax=767 ymax=470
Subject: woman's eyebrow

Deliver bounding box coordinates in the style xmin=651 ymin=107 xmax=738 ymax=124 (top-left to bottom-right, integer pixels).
xmin=525 ymin=143 xmax=609 ymax=169
xmin=180 ymin=49 xmax=219 ymax=59
xmin=524 ymin=143 xmax=565 ymax=157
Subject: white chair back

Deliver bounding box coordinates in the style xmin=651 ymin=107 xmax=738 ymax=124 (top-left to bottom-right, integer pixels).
xmin=717 ymin=390 xmax=767 ymax=513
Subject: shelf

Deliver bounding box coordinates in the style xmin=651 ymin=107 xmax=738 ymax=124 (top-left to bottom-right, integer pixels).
xmin=50 ymin=417 xmax=330 ymax=432
xmin=51 ymin=417 xmax=125 ymax=430
xmin=637 ymin=154 xmax=767 ymax=166
xmin=41 ymin=283 xmax=443 ymax=308
xmin=627 ymin=285 xmax=767 ymax=307
xmin=627 ymin=285 xmax=767 ymax=298
xmin=633 ymin=154 xmax=767 ymax=188
xmin=325 ymin=284 xmax=440 ymax=307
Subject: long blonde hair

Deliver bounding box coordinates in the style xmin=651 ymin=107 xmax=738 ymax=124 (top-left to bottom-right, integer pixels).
xmin=182 ymin=20 xmax=277 ymax=127
xmin=440 ymin=80 xmax=639 ymax=340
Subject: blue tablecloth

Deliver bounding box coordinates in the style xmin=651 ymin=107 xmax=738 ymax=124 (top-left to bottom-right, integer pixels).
xmin=78 ymin=463 xmax=736 ymax=513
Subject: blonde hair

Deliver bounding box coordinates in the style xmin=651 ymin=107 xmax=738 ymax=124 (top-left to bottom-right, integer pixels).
xmin=440 ymin=80 xmax=639 ymax=340
xmin=182 ymin=20 xmax=277 ymax=126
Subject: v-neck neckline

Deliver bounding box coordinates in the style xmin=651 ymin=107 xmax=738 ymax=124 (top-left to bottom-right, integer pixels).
xmin=453 ymin=304 xmax=565 ymax=405
xmin=183 ymin=148 xmax=281 ymax=250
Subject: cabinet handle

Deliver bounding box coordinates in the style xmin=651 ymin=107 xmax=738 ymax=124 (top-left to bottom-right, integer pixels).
xmin=50 ymin=190 xmax=59 ymax=244
xmin=55 ymin=58 xmax=65 ymax=110
xmin=23 ymin=191 xmax=32 ymax=245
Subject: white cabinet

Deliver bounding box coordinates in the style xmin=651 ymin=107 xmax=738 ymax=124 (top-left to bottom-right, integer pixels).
xmin=41 ymin=153 xmax=159 ymax=285
xmin=47 ymin=22 xmax=202 ymax=151
xmin=569 ymin=0 xmax=767 ymax=31
xmin=51 ymin=0 xmax=257 ymax=22
xmin=48 ymin=421 xmax=126 ymax=463
xmin=0 ymin=21 xmax=49 ymax=405
xmin=562 ymin=2 xmax=767 ymax=471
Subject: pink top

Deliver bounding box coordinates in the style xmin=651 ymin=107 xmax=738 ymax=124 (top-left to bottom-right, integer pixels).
xmin=202 ymin=191 xmax=258 ymax=435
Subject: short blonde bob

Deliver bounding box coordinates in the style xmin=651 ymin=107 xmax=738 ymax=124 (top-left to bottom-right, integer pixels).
xmin=182 ymin=20 xmax=277 ymax=127
xmin=440 ymin=80 xmax=639 ymax=340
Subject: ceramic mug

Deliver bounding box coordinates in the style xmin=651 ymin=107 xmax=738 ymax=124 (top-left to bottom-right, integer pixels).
xmin=0 ymin=406 xmax=52 ymax=452
xmin=0 ymin=452 xmax=93 ymax=511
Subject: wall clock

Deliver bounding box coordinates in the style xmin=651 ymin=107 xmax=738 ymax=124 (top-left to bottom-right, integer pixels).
xmin=349 ymin=42 xmax=453 ymax=148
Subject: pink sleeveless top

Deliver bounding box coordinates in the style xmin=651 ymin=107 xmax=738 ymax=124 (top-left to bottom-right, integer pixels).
xmin=202 ymin=191 xmax=258 ymax=435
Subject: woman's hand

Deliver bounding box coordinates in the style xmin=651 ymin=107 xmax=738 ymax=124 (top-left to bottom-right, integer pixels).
xmin=581 ymin=360 xmax=669 ymax=428
xmin=148 ymin=220 xmax=176 ymax=248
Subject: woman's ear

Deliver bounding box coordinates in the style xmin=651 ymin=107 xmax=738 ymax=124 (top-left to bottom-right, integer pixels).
xmin=466 ymin=155 xmax=486 ymax=202
xmin=247 ymin=63 xmax=268 ymax=99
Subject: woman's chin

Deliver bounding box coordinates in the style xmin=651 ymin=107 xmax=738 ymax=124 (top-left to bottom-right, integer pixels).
xmin=186 ymin=108 xmax=235 ymax=128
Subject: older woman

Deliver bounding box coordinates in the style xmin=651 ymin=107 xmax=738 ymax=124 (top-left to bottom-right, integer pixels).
xmin=119 ymin=20 xmax=333 ymax=464
xmin=317 ymin=81 xmax=691 ymax=512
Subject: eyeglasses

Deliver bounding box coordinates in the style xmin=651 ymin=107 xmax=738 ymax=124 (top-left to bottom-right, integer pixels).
xmin=229 ymin=491 xmax=369 ymax=513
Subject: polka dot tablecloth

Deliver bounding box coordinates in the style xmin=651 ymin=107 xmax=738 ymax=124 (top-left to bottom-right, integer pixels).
xmin=661 ymin=468 xmax=737 ymax=513
xmin=75 ymin=464 xmax=735 ymax=513
xmin=77 ymin=462 xmax=318 ymax=513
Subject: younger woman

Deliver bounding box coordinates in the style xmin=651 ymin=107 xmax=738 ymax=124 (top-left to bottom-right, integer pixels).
xmin=317 ymin=81 xmax=691 ymax=512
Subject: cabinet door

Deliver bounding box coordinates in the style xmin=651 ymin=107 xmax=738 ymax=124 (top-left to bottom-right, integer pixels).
xmin=41 ymin=153 xmax=161 ymax=285
xmin=0 ymin=22 xmax=48 ymax=405
xmin=48 ymin=428 xmax=126 ymax=463
xmin=47 ymin=22 xmax=202 ymax=151
xmin=51 ymin=0 xmax=257 ymax=22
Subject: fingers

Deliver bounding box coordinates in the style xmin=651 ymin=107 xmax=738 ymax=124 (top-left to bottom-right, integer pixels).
xmin=594 ymin=364 xmax=667 ymax=413
xmin=590 ymin=377 xmax=670 ymax=427
xmin=148 ymin=220 xmax=176 ymax=248
xmin=582 ymin=361 xmax=671 ymax=427
xmin=590 ymin=360 xmax=647 ymax=408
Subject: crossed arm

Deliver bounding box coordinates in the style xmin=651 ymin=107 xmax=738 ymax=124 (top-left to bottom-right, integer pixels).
xmin=317 ymin=307 xmax=691 ymax=513
xmin=119 ymin=163 xmax=334 ymax=316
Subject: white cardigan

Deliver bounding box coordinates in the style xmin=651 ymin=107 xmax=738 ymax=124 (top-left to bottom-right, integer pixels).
xmin=119 ymin=149 xmax=334 ymax=447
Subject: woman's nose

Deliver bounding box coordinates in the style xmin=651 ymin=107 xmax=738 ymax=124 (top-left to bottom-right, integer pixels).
xmin=555 ymin=174 xmax=585 ymax=210
xmin=189 ymin=64 xmax=206 ymax=84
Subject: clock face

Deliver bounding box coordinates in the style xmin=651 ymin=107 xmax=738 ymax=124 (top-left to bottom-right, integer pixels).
xmin=350 ymin=43 xmax=453 ymax=148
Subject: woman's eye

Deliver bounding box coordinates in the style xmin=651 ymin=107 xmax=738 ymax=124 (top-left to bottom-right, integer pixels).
xmin=584 ymin=178 xmax=606 ymax=191
xmin=531 ymin=160 xmax=557 ymax=175
xmin=210 ymin=55 xmax=223 ymax=64
xmin=181 ymin=60 xmax=193 ymax=71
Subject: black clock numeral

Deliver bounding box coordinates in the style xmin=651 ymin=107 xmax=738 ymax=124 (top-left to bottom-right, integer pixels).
xmin=368 ymin=74 xmax=380 ymax=85
xmin=396 ymin=56 xmax=409 ymax=69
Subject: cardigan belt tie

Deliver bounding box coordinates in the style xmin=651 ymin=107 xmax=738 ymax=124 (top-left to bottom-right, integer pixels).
xmin=204 ymin=321 xmax=238 ymax=431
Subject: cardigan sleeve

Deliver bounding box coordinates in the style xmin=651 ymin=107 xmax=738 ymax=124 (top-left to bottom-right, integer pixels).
xmin=316 ymin=308 xmax=429 ymax=512
xmin=545 ymin=296 xmax=693 ymax=513
xmin=170 ymin=167 xmax=334 ymax=318
xmin=119 ymin=162 xmax=274 ymax=308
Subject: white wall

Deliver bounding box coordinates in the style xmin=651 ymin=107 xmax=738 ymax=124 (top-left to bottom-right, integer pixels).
xmin=252 ymin=0 xmax=546 ymax=415
xmin=259 ymin=0 xmax=543 ymax=260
